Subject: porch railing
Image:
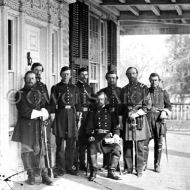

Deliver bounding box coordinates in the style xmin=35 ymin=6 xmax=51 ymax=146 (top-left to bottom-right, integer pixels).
xmin=171 ymin=103 xmax=190 ymax=120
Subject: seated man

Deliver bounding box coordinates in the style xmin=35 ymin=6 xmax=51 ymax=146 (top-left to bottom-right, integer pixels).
xmin=86 ymin=91 xmax=121 ymax=181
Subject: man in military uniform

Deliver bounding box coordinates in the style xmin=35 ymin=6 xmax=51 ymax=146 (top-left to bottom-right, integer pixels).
xmin=75 ymin=67 xmax=95 ymax=171
xmin=31 ymin=63 xmax=49 ymax=108
xmin=119 ymin=67 xmax=151 ymax=177
xmin=99 ymin=70 xmax=122 ymax=169
xmin=50 ymin=66 xmax=79 ymax=176
xmin=143 ymin=73 xmax=171 ymax=173
xmin=12 ymin=71 xmax=53 ymax=185
xmin=31 ymin=63 xmax=54 ymax=177
xmin=86 ymin=91 xmax=121 ymax=181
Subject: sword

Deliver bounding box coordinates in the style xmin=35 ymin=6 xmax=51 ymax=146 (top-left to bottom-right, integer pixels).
xmin=75 ymin=112 xmax=83 ymax=172
xmin=161 ymin=119 xmax=168 ymax=162
xmin=77 ymin=112 xmax=83 ymax=130
xmin=41 ymin=119 xmax=54 ymax=178
xmin=131 ymin=119 xmax=138 ymax=171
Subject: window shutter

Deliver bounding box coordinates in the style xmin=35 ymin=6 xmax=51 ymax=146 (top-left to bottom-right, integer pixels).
xmin=69 ymin=2 xmax=80 ymax=58
xmin=71 ymin=64 xmax=80 ymax=84
xmin=81 ymin=3 xmax=89 ymax=59
xmin=69 ymin=1 xmax=89 ymax=84
xmin=107 ymin=20 xmax=117 ymax=71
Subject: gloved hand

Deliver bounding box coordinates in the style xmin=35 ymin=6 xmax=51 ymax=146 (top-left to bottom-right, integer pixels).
xmin=41 ymin=108 xmax=49 ymax=121
xmin=88 ymin=136 xmax=95 ymax=142
xmin=113 ymin=134 xmax=120 ymax=144
xmin=31 ymin=109 xmax=43 ymax=119
xmin=160 ymin=111 xmax=168 ymax=119
xmin=129 ymin=112 xmax=139 ymax=119
xmin=104 ymin=137 xmax=114 ymax=144
xmin=50 ymin=113 xmax=55 ymax=121
xmin=105 ymin=132 xmax=112 ymax=138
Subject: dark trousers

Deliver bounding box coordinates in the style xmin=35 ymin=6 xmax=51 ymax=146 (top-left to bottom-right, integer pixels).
xmin=103 ymin=153 xmax=110 ymax=168
xmin=77 ymin=111 xmax=88 ymax=167
xmin=88 ymin=141 xmax=121 ymax=170
xmin=78 ymin=138 xmax=87 ymax=167
xmin=123 ymin=140 xmax=144 ymax=172
xmin=144 ymin=136 xmax=163 ymax=166
xmin=55 ymin=137 xmax=76 ymax=171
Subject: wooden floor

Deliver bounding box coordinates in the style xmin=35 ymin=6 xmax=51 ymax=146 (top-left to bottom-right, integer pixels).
xmin=1 ymin=127 xmax=190 ymax=190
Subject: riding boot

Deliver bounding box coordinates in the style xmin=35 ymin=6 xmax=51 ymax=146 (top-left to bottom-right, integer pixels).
xmin=154 ymin=139 xmax=162 ymax=173
xmin=41 ymin=168 xmax=53 ymax=186
xmin=108 ymin=155 xmax=121 ymax=180
xmin=79 ymin=145 xmax=87 ymax=171
xmin=21 ymin=152 xmax=35 ymax=185
xmin=143 ymin=143 xmax=149 ymax=171
xmin=88 ymin=154 xmax=97 ymax=181
xmin=102 ymin=153 xmax=110 ymax=170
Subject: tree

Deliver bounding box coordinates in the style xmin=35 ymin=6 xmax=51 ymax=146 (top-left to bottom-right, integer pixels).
xmin=163 ymin=35 xmax=190 ymax=102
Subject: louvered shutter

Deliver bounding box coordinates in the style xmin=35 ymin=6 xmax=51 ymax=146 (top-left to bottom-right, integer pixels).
xmin=69 ymin=1 xmax=89 ymax=84
xmin=69 ymin=2 xmax=80 ymax=58
xmin=107 ymin=20 xmax=117 ymax=71
xmin=81 ymin=3 xmax=89 ymax=60
xmin=71 ymin=64 xmax=80 ymax=84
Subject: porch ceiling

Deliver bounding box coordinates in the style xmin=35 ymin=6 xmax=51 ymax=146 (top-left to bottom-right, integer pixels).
xmin=97 ymin=0 xmax=190 ymax=35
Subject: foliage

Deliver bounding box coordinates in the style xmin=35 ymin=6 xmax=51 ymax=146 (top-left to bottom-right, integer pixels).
xmin=164 ymin=35 xmax=190 ymax=101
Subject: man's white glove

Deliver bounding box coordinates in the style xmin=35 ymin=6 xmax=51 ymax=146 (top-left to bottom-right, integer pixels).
xmin=104 ymin=137 xmax=114 ymax=144
xmin=31 ymin=109 xmax=43 ymax=119
xmin=129 ymin=112 xmax=139 ymax=119
xmin=50 ymin=113 xmax=55 ymax=121
xmin=113 ymin=134 xmax=120 ymax=144
xmin=163 ymin=108 xmax=171 ymax=118
xmin=41 ymin=108 xmax=49 ymax=121
xmin=160 ymin=111 xmax=168 ymax=119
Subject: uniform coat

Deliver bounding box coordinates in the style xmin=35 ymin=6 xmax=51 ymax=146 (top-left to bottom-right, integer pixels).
xmin=147 ymin=86 xmax=171 ymax=137
xmin=86 ymin=104 xmax=120 ymax=154
xmin=36 ymin=81 xmax=50 ymax=109
xmin=76 ymin=80 xmax=95 ymax=138
xmin=12 ymin=85 xmax=42 ymax=148
xmin=76 ymin=80 xmax=94 ymax=111
xmin=99 ymin=86 xmax=122 ymax=113
xmin=50 ymin=82 xmax=79 ymax=138
xmin=120 ymin=82 xmax=151 ymax=141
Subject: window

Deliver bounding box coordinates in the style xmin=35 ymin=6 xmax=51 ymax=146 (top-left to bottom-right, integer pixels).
xmin=52 ymin=31 xmax=58 ymax=74
xmin=8 ymin=20 xmax=13 ymax=70
xmin=89 ymin=15 xmax=99 ymax=82
xmin=101 ymin=21 xmax=106 ymax=65
xmin=90 ymin=63 xmax=97 ymax=81
xmin=90 ymin=15 xmax=99 ymax=64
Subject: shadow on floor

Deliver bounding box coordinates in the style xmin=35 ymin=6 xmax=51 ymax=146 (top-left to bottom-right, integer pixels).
xmin=10 ymin=171 xmax=145 ymax=190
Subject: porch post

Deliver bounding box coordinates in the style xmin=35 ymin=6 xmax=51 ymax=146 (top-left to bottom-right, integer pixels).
xmin=0 ymin=6 xmax=9 ymax=169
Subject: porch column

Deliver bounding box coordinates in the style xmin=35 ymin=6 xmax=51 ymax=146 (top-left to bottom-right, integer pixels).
xmin=0 ymin=6 xmax=9 ymax=169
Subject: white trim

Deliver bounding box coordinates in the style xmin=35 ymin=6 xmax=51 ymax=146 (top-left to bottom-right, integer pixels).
xmin=25 ymin=14 xmax=48 ymax=28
